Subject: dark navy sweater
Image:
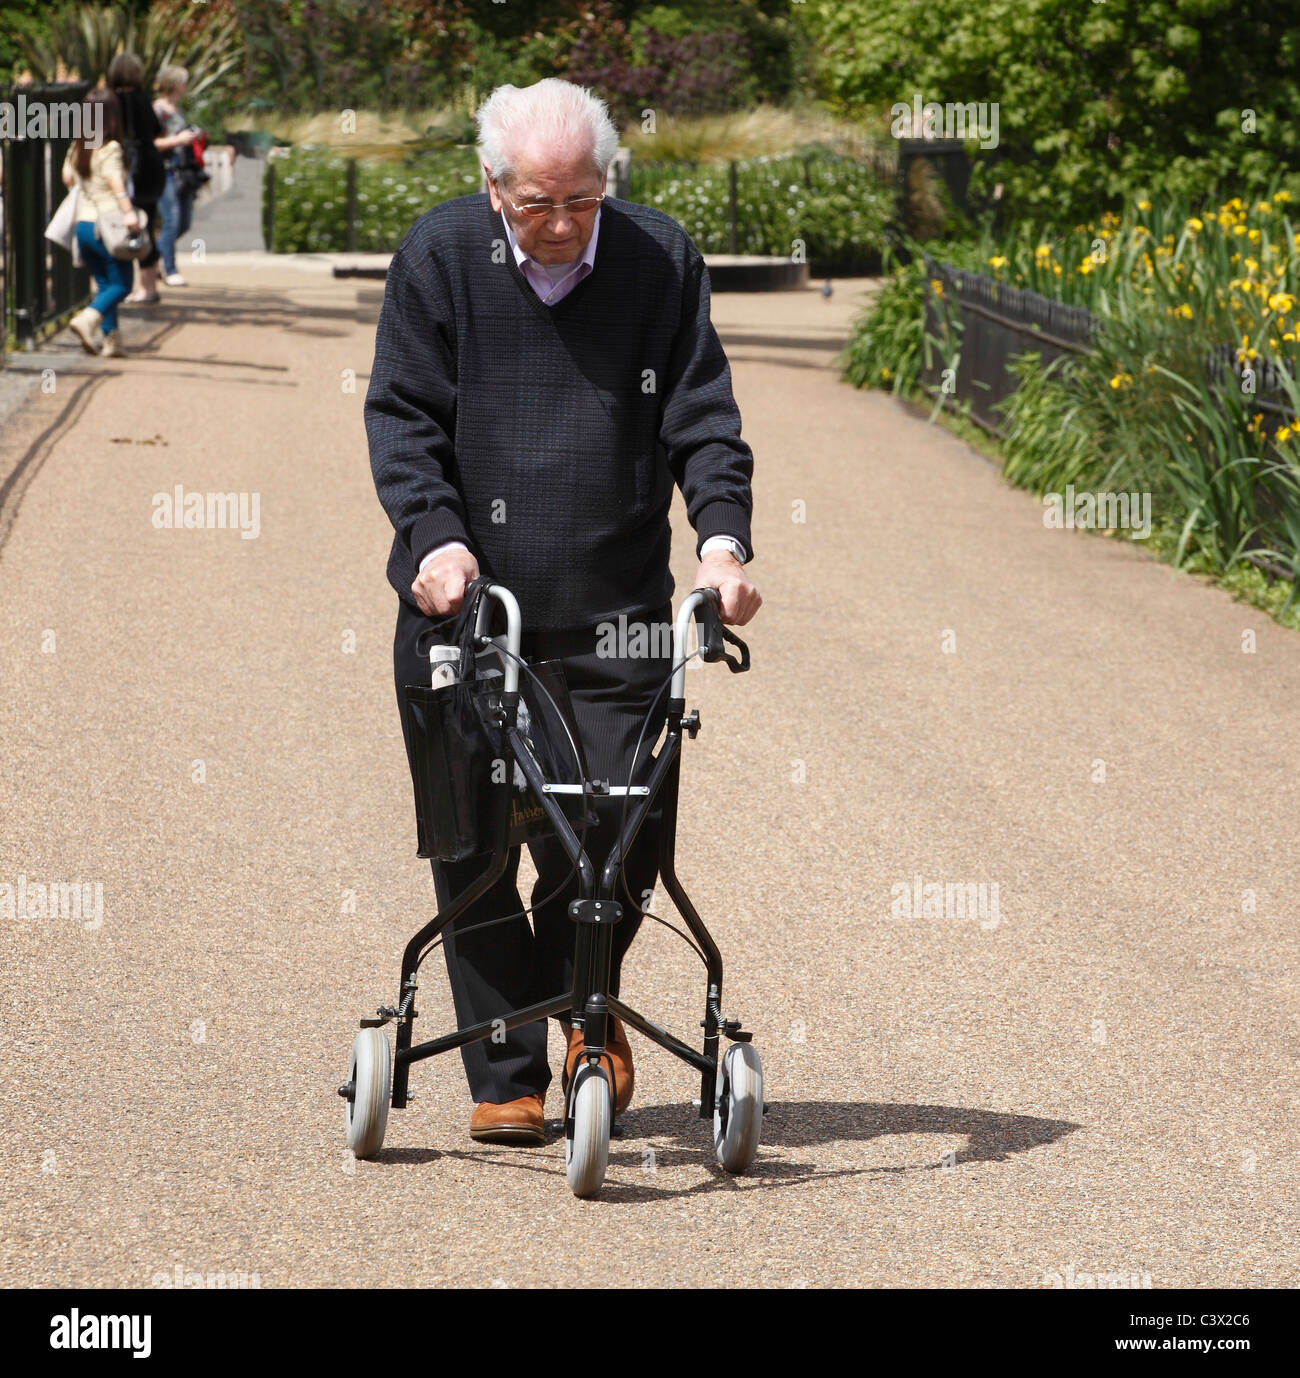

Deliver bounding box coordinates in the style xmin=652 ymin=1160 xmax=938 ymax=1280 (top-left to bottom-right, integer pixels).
xmin=365 ymin=192 xmax=754 ymax=630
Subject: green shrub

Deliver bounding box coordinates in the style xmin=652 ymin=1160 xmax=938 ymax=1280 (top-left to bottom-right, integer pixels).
xmin=268 ymin=147 xmax=481 ymax=253
xmin=631 ymin=152 xmax=891 ymax=271
xmin=268 ymin=145 xmax=891 ymax=269
xmin=842 ymin=190 xmax=1300 ymax=617
xmin=839 ymin=240 xmax=984 ymax=396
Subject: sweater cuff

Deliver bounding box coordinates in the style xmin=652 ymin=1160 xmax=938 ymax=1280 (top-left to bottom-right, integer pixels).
xmin=693 ymin=500 xmax=752 ymax=562
xmin=409 ymin=510 xmax=472 ymax=569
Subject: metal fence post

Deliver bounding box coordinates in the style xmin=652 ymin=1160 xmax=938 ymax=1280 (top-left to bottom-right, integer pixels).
xmin=727 ymin=160 xmax=738 ymax=255
xmin=263 ymin=160 xmax=276 ymax=253
xmin=345 ymin=158 xmax=358 ymax=253
xmin=9 ymin=122 xmax=44 ymax=348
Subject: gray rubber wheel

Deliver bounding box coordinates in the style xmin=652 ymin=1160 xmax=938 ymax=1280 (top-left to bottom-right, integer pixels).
xmin=345 ymin=1028 xmax=391 ymax=1159
xmin=565 ymin=1063 xmax=611 ymax=1198
xmin=714 ymin=1043 xmax=763 ymax=1173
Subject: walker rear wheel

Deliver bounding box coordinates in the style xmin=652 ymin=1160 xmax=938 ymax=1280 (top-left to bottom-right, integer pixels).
xmin=714 ymin=1043 xmax=763 ymax=1173
xmin=565 ymin=1063 xmax=612 ymax=1198
xmin=344 ymin=1028 xmax=391 ymax=1159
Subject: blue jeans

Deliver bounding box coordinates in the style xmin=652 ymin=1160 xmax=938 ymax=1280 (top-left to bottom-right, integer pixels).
xmin=157 ymin=171 xmax=196 ymax=276
xmin=75 ymin=221 xmax=133 ymax=334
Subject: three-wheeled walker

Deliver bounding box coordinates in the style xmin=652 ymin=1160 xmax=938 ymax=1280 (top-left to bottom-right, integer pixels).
xmin=339 ymin=582 xmax=762 ymax=1198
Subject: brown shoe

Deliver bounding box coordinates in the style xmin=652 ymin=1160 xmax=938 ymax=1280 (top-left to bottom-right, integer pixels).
xmin=563 ymin=1016 xmax=634 ymax=1116
xmin=469 ymin=1093 xmax=546 ymax=1145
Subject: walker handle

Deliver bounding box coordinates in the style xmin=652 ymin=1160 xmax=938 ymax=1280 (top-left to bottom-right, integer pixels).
xmin=471 ymin=582 xmax=522 ymax=695
xmin=670 ymin=587 xmax=750 ymax=699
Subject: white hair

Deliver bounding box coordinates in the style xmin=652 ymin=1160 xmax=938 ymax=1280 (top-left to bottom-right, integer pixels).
xmin=156 ymin=65 xmax=189 ymax=96
xmin=476 ymin=78 xmax=619 ymax=189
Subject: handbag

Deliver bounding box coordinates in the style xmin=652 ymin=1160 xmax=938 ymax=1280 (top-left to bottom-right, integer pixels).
xmin=402 ymin=578 xmax=597 ymax=863
xmin=98 ymin=205 xmax=153 ymax=261
xmin=45 ymin=186 xmax=82 ymax=265
xmin=175 ymin=141 xmax=210 ymax=198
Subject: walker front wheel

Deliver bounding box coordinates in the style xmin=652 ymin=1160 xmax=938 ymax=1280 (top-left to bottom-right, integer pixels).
xmin=714 ymin=1043 xmax=763 ymax=1173
xmin=565 ymin=1063 xmax=612 ymax=1198
xmin=344 ymin=1028 xmax=391 ymax=1159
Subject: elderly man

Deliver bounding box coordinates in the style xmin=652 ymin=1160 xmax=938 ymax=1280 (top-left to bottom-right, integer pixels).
xmin=366 ymin=78 xmax=760 ymax=1145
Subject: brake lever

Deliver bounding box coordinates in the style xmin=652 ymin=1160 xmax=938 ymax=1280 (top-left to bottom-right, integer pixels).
xmin=695 ymin=587 xmax=725 ymax=663
xmin=692 ymin=586 xmax=750 ymax=674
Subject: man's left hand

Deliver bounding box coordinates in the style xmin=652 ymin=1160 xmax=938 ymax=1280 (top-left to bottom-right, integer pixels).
xmin=694 ymin=550 xmax=762 ymax=625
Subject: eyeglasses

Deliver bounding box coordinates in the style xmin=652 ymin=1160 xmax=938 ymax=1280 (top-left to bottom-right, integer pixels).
xmin=501 ymin=188 xmax=605 ymax=219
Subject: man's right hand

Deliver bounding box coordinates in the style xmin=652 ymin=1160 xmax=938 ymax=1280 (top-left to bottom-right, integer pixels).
xmin=411 ymin=547 xmax=480 ymax=618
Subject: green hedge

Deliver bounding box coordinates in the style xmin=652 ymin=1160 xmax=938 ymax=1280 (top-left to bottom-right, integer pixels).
xmin=266 ymin=146 xmax=891 ymax=269
xmin=267 ymin=148 xmax=482 ymax=253
xmin=629 ymin=153 xmax=891 ymax=272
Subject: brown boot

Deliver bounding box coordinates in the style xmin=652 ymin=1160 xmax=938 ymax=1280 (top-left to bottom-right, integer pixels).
xmin=563 ymin=1016 xmax=634 ymax=1115
xmin=469 ymin=1093 xmax=545 ymax=1145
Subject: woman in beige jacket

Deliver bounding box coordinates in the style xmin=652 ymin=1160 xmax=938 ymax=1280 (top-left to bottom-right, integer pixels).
xmin=62 ymin=87 xmax=143 ymax=358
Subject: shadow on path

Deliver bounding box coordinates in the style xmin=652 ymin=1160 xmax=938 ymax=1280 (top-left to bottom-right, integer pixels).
xmin=370 ymin=1099 xmax=1079 ymax=1203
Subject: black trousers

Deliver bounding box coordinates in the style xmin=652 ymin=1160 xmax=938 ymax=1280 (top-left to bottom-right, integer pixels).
xmin=393 ymin=596 xmax=672 ymax=1104
xmin=133 ymin=199 xmax=161 ymax=270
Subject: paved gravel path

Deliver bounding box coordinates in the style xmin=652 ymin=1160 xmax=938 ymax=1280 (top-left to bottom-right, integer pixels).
xmin=1 ymin=260 xmax=1295 ymax=1289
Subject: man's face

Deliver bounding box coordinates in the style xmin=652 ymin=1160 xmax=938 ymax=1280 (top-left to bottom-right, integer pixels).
xmin=486 ymin=142 xmax=605 ymax=266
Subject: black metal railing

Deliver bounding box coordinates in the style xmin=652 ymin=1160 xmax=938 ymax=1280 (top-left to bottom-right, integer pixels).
xmin=2 ymin=82 xmax=94 ymax=362
xmin=921 ymin=257 xmax=1297 ymax=440
xmin=920 ymin=255 xmax=1096 ymax=433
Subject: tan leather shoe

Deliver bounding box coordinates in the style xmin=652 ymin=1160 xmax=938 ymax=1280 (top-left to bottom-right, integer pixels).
xmin=563 ymin=1016 xmax=634 ymax=1115
xmin=469 ymin=1093 xmax=545 ymax=1144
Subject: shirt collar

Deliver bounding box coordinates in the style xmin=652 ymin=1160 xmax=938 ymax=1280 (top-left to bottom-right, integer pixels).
xmin=499 ymin=204 xmax=601 ymax=278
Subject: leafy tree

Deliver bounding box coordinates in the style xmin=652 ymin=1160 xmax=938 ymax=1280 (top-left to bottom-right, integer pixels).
xmin=0 ymin=0 xmax=58 ymax=82
xmin=17 ymin=0 xmax=241 ymax=95
xmin=227 ymin=1 xmax=799 ymax=117
xmin=798 ymin=0 xmax=1300 ymax=220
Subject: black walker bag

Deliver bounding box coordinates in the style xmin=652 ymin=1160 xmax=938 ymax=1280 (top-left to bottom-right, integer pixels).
xmin=402 ymin=578 xmax=598 ymax=863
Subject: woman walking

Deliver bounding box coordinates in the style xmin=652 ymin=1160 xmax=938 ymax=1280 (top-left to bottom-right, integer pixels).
xmin=62 ymin=87 xmax=142 ymax=359
xmin=153 ymin=65 xmax=200 ymax=287
xmin=108 ymin=52 xmax=169 ymax=305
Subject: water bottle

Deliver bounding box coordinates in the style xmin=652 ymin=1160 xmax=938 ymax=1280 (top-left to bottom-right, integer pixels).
xmin=429 ymin=644 xmax=460 ymax=689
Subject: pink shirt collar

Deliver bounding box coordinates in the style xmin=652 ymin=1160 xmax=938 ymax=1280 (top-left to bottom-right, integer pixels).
xmin=499 ymin=205 xmax=601 ymax=304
